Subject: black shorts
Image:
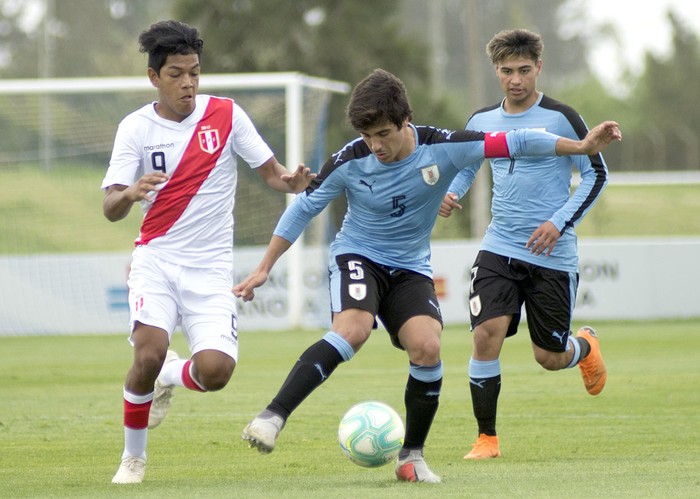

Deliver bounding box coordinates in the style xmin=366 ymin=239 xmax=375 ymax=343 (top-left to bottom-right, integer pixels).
xmin=329 ymin=254 xmax=443 ymax=349
xmin=469 ymin=250 xmax=578 ymax=352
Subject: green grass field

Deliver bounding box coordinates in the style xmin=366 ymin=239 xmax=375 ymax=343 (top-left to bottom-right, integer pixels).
xmin=0 ymin=165 xmax=141 ymax=254
xmin=1 ymin=321 xmax=698 ymax=498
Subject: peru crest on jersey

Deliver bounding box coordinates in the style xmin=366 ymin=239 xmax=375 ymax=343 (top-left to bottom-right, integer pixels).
xmin=199 ymin=128 xmax=221 ymax=154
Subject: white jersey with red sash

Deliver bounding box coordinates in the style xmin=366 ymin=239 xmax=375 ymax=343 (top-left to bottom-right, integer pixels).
xmin=102 ymin=94 xmax=274 ymax=269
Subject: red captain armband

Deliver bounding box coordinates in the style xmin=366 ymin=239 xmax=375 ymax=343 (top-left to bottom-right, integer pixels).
xmin=484 ymin=131 xmax=510 ymax=158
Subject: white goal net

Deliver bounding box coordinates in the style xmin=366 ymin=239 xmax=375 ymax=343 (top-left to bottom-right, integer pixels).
xmin=0 ymin=73 xmax=349 ymax=335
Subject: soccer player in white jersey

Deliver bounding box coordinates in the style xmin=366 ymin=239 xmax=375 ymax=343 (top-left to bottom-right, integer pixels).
xmin=103 ymin=20 xmax=315 ymax=484
xmin=440 ymin=29 xmax=610 ymax=460
xmin=233 ymin=68 xmax=620 ymax=483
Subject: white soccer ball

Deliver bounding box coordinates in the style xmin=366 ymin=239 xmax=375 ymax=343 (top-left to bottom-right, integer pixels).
xmin=338 ymin=401 xmax=405 ymax=468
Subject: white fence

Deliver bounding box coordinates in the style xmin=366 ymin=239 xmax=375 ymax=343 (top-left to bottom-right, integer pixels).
xmin=431 ymin=237 xmax=700 ymax=323
xmin=1 ymin=237 xmax=699 ymax=335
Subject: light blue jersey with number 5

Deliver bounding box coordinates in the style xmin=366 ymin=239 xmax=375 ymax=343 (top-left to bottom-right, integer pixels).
xmin=274 ymin=124 xmax=560 ymax=278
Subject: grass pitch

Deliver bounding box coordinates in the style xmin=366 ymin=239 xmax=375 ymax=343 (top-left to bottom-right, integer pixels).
xmin=1 ymin=320 xmax=699 ymax=498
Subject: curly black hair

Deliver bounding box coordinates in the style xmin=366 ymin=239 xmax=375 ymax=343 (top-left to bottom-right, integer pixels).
xmin=138 ymin=20 xmax=204 ymax=74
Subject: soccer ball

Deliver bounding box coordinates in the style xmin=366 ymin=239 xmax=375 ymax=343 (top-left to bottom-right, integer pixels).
xmin=338 ymin=401 xmax=405 ymax=468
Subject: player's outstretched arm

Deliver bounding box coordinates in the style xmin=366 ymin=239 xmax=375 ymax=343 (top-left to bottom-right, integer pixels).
xmin=555 ymin=120 xmax=621 ymax=156
xmin=279 ymin=164 xmax=317 ymax=192
xmin=256 ymin=157 xmax=317 ymax=193
xmin=233 ymin=235 xmax=292 ymax=302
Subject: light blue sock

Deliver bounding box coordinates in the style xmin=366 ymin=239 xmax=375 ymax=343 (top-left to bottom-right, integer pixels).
xmin=322 ymin=331 xmax=355 ymax=361
xmin=565 ymin=337 xmax=582 ymax=369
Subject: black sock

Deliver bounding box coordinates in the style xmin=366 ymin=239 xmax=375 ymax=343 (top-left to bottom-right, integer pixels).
xmin=576 ymin=336 xmax=592 ymax=359
xmin=403 ymin=375 xmax=442 ymax=449
xmin=469 ymin=374 xmax=501 ymax=436
xmin=267 ymin=339 xmax=344 ymax=419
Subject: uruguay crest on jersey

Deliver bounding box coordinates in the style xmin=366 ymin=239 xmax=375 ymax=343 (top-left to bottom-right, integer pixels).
xmin=349 ymin=283 xmax=367 ymax=301
xmin=421 ymin=164 xmax=439 ymax=185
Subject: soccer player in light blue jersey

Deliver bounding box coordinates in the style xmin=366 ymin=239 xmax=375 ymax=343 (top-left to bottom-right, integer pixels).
xmin=234 ymin=68 xmax=620 ymax=483
xmin=440 ymin=30 xmax=610 ymax=460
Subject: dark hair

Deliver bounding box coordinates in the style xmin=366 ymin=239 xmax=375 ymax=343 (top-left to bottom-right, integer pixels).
xmin=486 ymin=29 xmax=543 ymax=65
xmin=138 ymin=20 xmax=204 ymax=74
xmin=346 ymin=68 xmax=413 ymax=131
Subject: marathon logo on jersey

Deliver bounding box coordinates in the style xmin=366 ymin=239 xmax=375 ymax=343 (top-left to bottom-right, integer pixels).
xmin=421 ymin=164 xmax=439 ymax=185
xmin=198 ymin=127 xmax=221 ymax=154
xmin=348 ymin=283 xmax=367 ymax=301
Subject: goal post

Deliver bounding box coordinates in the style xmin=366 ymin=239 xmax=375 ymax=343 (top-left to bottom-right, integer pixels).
xmin=0 ymin=73 xmax=349 ymax=335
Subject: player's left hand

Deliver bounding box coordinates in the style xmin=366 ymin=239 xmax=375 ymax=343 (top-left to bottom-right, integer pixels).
xmin=526 ymin=221 xmax=561 ymax=256
xmin=233 ymin=270 xmax=269 ymax=302
xmin=281 ymin=164 xmax=317 ymax=192
xmin=439 ymin=192 xmax=462 ymax=218
xmin=581 ymin=121 xmax=622 ymax=155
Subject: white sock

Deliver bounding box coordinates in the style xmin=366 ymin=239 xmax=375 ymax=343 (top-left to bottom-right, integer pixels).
xmin=122 ymin=427 xmax=147 ymax=460
xmin=158 ymin=359 xmax=188 ymax=387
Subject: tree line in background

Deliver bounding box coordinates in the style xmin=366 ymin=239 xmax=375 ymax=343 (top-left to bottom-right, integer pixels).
xmin=1 ymin=0 xmax=696 ymax=168
xmin=0 ymin=0 xmax=697 ymax=236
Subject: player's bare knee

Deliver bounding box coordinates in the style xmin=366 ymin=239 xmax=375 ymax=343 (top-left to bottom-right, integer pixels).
xmin=407 ymin=337 xmax=441 ymax=365
xmin=198 ymin=369 xmax=233 ymax=392
xmin=135 ymin=349 xmax=167 ymax=377
xmin=423 ymin=336 xmax=441 ymax=360
xmin=195 ymin=361 xmax=235 ymax=391
xmin=338 ymin=328 xmax=371 ymax=350
xmin=200 ymin=375 xmax=230 ymax=391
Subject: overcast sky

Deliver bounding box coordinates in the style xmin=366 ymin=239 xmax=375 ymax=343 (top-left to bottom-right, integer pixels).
xmin=577 ymin=0 xmax=700 ymax=93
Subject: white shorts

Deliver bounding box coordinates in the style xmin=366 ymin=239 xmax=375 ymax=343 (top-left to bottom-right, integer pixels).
xmin=127 ymin=246 xmax=239 ymax=362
